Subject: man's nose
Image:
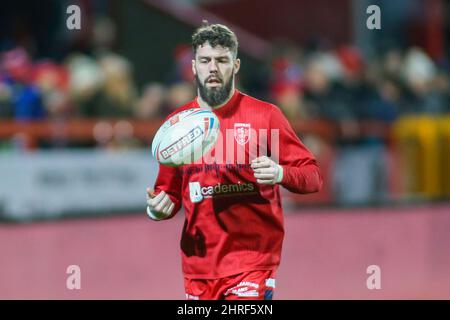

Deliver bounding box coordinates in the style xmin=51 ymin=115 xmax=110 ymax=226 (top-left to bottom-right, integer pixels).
xmin=208 ymin=60 xmax=218 ymax=72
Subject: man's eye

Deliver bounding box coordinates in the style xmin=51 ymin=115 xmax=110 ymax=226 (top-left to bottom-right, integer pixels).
xmin=200 ymin=59 xmax=208 ymax=63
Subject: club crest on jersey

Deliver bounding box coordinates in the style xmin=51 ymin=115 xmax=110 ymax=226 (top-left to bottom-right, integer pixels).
xmin=234 ymin=123 xmax=251 ymax=146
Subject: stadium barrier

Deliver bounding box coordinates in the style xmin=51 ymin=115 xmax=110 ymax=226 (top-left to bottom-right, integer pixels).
xmin=0 ymin=119 xmax=339 ymax=145
xmin=392 ymin=115 xmax=449 ymax=199
xmin=0 ymin=150 xmax=158 ymax=220
xmin=439 ymin=116 xmax=450 ymax=197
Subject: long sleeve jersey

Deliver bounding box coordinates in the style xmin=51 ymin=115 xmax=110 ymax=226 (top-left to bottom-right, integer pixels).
xmin=152 ymin=90 xmax=322 ymax=279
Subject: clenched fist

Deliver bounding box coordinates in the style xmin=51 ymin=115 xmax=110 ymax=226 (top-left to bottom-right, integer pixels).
xmin=251 ymin=156 xmax=284 ymax=185
xmin=146 ymin=188 xmax=175 ymax=220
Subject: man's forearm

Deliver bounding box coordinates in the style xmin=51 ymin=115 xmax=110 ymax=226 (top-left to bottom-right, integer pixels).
xmin=279 ymin=164 xmax=323 ymax=194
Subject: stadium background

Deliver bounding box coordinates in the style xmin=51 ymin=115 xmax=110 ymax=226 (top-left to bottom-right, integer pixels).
xmin=1 ymin=0 xmax=449 ymax=299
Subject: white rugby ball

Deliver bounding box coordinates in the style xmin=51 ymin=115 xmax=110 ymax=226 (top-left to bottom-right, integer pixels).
xmin=151 ymin=108 xmax=220 ymax=166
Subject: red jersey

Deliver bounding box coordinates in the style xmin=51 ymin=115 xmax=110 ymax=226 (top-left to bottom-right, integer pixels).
xmin=153 ymin=90 xmax=322 ymax=279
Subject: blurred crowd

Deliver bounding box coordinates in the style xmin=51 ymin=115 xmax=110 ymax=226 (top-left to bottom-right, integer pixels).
xmin=0 ymin=46 xmax=196 ymax=121
xmin=270 ymin=45 xmax=450 ymax=121
xmin=1 ymin=42 xmax=449 ymax=125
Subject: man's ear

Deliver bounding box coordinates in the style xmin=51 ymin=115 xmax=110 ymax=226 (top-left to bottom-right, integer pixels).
xmin=192 ymin=59 xmax=197 ymax=76
xmin=234 ymin=58 xmax=241 ymax=74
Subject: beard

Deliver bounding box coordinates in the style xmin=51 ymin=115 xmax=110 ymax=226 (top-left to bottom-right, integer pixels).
xmin=195 ymin=72 xmax=234 ymax=107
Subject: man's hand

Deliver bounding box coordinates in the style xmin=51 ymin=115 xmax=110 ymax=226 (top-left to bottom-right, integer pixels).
xmin=251 ymin=156 xmax=283 ymax=185
xmin=146 ymin=188 xmax=175 ymax=220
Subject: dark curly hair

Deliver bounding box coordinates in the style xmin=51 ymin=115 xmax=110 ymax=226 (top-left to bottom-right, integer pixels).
xmin=191 ymin=21 xmax=238 ymax=58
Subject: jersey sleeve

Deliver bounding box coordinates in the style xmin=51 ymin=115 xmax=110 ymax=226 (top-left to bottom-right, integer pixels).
xmin=269 ymin=106 xmax=323 ymax=194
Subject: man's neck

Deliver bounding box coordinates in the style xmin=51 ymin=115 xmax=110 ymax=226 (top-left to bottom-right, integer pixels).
xmin=197 ymin=88 xmax=236 ymax=110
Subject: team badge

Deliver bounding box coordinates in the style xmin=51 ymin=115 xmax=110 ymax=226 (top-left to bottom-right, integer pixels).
xmin=234 ymin=123 xmax=251 ymax=146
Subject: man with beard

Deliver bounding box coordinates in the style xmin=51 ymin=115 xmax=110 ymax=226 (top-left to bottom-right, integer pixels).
xmin=146 ymin=22 xmax=322 ymax=300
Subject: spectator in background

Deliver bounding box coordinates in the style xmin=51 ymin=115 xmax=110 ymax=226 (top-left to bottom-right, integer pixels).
xmin=96 ymin=53 xmax=137 ymax=118
xmin=161 ymin=44 xmax=196 ymax=117
xmin=431 ymin=71 xmax=450 ymax=113
xmin=382 ymin=49 xmax=404 ymax=83
xmin=274 ymin=87 xmax=305 ymax=120
xmin=367 ymin=77 xmax=403 ymax=122
xmin=165 ymin=81 xmax=195 ymax=115
xmin=334 ymin=45 xmax=374 ymax=124
xmin=66 ymin=53 xmax=104 ymax=117
xmin=91 ymin=15 xmax=117 ymax=56
xmin=169 ymin=44 xmax=195 ymax=83
xmin=67 ymin=53 xmax=137 ymax=118
xmin=134 ymin=83 xmax=166 ymax=119
xmin=269 ymin=45 xmax=305 ymax=119
xmin=1 ymin=47 xmax=46 ymax=120
xmin=31 ymin=61 xmax=73 ymax=120
xmin=0 ymin=74 xmax=13 ymax=117
xmin=401 ymin=47 xmax=444 ymax=115
xmin=303 ymin=55 xmax=354 ymax=122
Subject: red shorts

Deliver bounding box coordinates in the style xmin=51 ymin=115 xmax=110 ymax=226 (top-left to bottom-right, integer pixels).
xmin=184 ymin=269 xmax=276 ymax=300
